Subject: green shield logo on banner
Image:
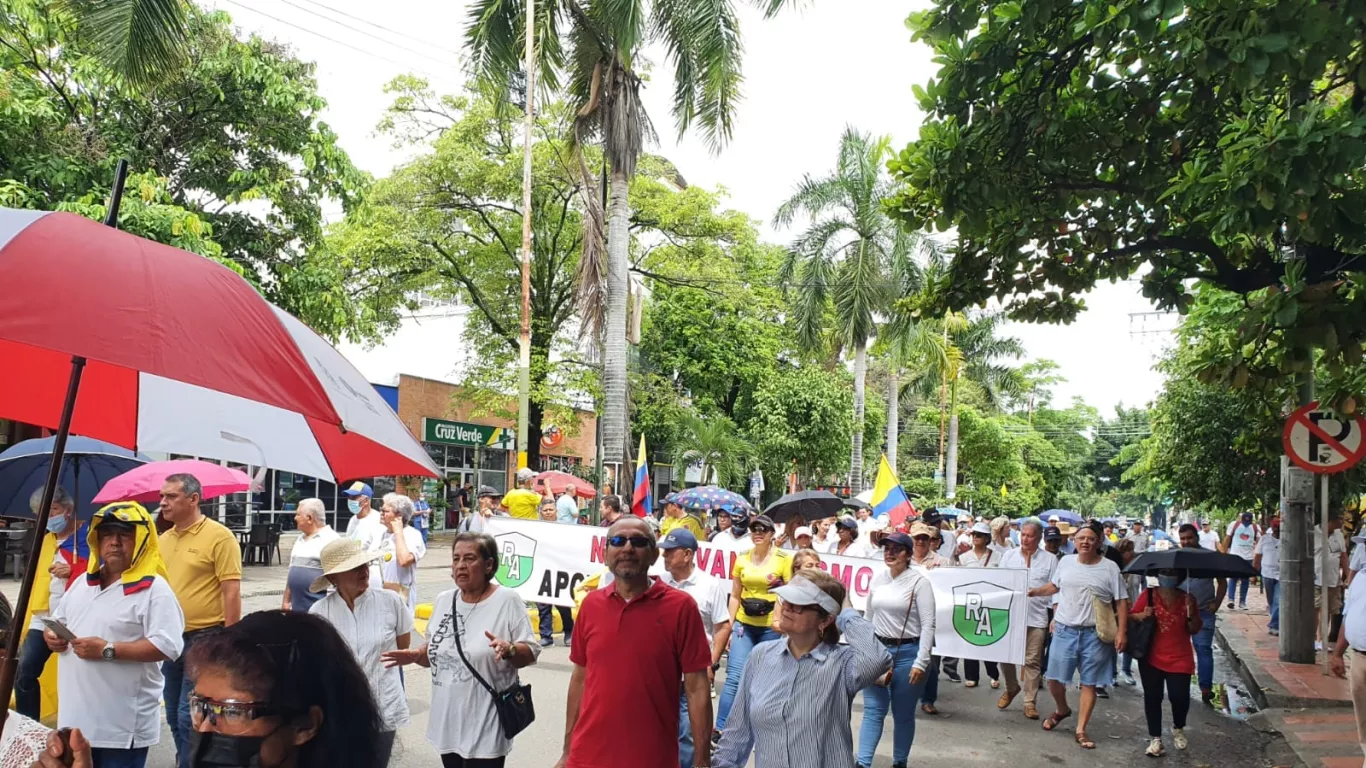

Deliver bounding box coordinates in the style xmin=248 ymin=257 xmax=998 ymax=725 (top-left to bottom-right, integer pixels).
xmin=952 ymin=581 xmax=1013 ymax=647
xmin=494 ymin=532 xmax=538 ymax=588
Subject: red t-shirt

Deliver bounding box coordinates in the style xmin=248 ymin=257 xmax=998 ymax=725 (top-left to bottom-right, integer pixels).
xmin=1133 ymin=589 xmax=1198 ymax=675
xmin=567 ymin=578 xmax=712 ymax=768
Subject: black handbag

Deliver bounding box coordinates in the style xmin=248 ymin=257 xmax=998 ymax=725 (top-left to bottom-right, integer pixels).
xmin=1127 ymin=588 xmax=1158 ymax=660
xmin=451 ymin=618 xmax=535 ymax=739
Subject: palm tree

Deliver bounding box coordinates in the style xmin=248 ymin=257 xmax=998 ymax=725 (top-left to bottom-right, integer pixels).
xmin=774 ymin=127 xmax=940 ymax=493
xmin=670 ymin=412 xmax=752 ymax=487
xmin=65 ymin=0 xmax=189 ymax=87
xmin=466 ymin=0 xmax=800 ymax=472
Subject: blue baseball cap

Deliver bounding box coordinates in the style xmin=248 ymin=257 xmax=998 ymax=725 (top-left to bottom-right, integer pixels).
xmin=342 ymin=482 xmax=373 ymax=498
xmin=659 ymin=529 xmax=699 ymax=551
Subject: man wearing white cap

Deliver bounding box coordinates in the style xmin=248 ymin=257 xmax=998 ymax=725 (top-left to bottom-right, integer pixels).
xmin=342 ymin=482 xmax=384 ymax=590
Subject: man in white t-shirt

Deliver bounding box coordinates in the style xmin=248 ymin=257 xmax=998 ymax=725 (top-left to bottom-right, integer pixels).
xmin=1198 ymin=521 xmax=1221 ymax=551
xmin=659 ymin=529 xmax=731 ymax=768
xmin=344 ymin=482 xmax=385 ymax=590
xmin=1316 ymin=516 xmax=1349 ymax=649
xmin=1253 ymin=517 xmax=1281 ymax=635
xmin=1224 ymin=512 xmax=1260 ymax=610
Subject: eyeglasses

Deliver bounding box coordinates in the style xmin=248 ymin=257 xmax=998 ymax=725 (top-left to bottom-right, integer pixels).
xmin=781 ymin=601 xmax=821 ymax=614
xmin=607 ymin=535 xmax=653 ymax=549
xmin=189 ymin=693 xmax=281 ymax=732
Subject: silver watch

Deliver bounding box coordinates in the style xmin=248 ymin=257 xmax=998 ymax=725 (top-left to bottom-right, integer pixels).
xmin=101 ymin=641 xmax=115 ymax=661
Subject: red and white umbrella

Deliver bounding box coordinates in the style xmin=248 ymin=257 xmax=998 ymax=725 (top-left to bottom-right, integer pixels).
xmin=0 ymin=208 xmax=439 ymax=482
xmin=534 ymin=470 xmax=597 ymax=498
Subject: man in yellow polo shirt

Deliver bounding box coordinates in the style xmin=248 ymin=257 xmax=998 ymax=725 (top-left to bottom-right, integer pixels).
xmin=660 ymin=493 xmax=706 ymax=540
xmin=501 ymin=468 xmax=544 ymax=520
xmin=158 ymin=472 xmax=242 ymax=768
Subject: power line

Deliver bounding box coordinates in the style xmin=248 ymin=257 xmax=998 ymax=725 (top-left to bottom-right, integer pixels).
xmin=271 ymin=0 xmax=462 ymax=69
xmin=219 ymin=0 xmax=442 ymax=77
xmin=292 ymin=0 xmax=458 ymax=56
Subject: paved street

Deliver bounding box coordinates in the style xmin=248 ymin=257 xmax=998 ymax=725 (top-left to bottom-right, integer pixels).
xmin=1 ymin=537 xmax=1293 ymax=767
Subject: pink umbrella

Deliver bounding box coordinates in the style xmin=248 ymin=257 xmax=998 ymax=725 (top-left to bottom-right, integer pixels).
xmin=94 ymin=459 xmax=252 ymax=504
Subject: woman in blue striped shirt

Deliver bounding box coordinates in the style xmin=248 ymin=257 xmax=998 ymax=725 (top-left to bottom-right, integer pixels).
xmin=713 ymin=571 xmax=892 ymax=768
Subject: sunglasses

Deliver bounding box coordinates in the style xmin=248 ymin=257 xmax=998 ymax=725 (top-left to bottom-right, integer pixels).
xmin=189 ymin=693 xmax=281 ymax=732
xmin=781 ymin=601 xmax=823 ymax=615
xmin=607 ymin=535 xmax=653 ymax=549
xmin=749 ymin=525 xmax=773 ymax=534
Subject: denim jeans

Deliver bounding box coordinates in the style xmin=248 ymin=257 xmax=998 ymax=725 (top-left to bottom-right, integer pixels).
xmin=1266 ymin=577 xmax=1280 ymax=631
xmin=1193 ymin=608 xmax=1216 ymax=691
xmin=678 ymin=692 xmax=693 ymax=768
xmin=537 ymin=603 xmax=574 ymax=641
xmin=164 ymin=629 xmax=213 ymax=768
xmin=90 ymin=747 xmax=149 ymax=768
xmin=716 ymin=622 xmax=780 ymax=729
xmin=15 ymin=628 xmax=52 ymax=719
xmin=857 ymin=642 xmax=927 ymax=766
xmin=1229 ymin=576 xmax=1250 ymax=607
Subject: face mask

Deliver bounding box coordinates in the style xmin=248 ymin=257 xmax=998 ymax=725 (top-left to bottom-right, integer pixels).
xmin=1157 ymin=575 xmax=1182 ymax=589
xmin=46 ymin=514 xmax=67 ymax=534
xmin=189 ymin=730 xmax=265 ymax=768
xmin=347 ymin=500 xmax=361 ymax=514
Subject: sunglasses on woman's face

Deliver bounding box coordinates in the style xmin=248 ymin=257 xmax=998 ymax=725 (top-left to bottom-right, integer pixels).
xmin=607 ymin=535 xmax=653 ymax=549
xmin=750 ymin=526 xmax=773 ymax=534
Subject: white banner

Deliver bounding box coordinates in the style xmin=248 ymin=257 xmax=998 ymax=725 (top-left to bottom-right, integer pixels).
xmin=482 ymin=518 xmax=1027 ymax=664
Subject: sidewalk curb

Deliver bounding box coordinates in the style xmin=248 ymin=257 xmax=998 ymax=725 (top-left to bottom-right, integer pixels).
xmin=1216 ymin=622 xmax=1352 ymax=710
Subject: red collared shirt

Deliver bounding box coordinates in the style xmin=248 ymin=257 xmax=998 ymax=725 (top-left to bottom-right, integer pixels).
xmin=567 ymin=578 xmax=711 ymax=768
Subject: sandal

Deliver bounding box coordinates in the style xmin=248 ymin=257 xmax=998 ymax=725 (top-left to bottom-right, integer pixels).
xmin=1042 ymin=710 xmax=1072 ymax=731
xmin=920 ymin=703 xmax=939 ymax=716
xmin=1023 ymin=702 xmax=1039 ymax=720
xmin=964 ymin=680 xmax=978 ymax=688
xmin=1075 ymin=731 xmax=1096 ymax=749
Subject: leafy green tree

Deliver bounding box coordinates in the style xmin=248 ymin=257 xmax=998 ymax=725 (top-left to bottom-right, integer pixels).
xmin=63 ymin=0 xmax=189 ymax=85
xmin=670 ymin=412 xmax=753 ymax=487
xmin=775 ymin=127 xmax=939 ymax=492
xmin=890 ymin=0 xmax=1366 ymax=409
xmin=745 ymin=365 xmax=856 ymax=489
xmin=464 ymin=0 xmax=801 ymax=470
xmin=1 ymin=1 xmax=401 ymax=342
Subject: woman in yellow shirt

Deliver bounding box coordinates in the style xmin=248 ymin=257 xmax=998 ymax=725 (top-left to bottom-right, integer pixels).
xmin=715 ymin=514 xmax=792 ymax=734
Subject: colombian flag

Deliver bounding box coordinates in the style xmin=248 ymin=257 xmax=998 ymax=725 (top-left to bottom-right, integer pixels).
xmin=870 ymin=455 xmax=915 ymax=527
xmin=631 ymin=435 xmax=653 ymax=518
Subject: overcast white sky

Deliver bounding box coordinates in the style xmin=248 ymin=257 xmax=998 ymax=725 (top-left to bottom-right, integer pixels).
xmin=206 ymin=0 xmax=1171 ymax=414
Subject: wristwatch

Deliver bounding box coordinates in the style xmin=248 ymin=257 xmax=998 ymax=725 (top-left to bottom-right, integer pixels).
xmin=101 ymin=641 xmax=115 ymax=661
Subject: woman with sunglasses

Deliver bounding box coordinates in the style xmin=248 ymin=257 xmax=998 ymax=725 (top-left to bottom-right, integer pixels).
xmin=714 ymin=570 xmax=891 ymax=768
xmin=308 ymin=538 xmax=411 ymax=764
xmin=716 ymin=514 xmax=792 ymax=736
xmin=383 ymin=532 xmax=539 ymax=768
xmin=907 ymin=522 xmax=952 ymax=716
xmin=856 ymin=532 xmax=936 ymax=768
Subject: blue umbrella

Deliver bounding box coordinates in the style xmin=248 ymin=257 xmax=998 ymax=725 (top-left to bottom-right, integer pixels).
xmin=937 ymin=507 xmax=967 ymax=519
xmin=676 ymin=486 xmax=751 ymax=513
xmin=1043 ymin=509 xmax=1084 ymax=525
xmin=0 ymin=436 xmax=152 ymax=520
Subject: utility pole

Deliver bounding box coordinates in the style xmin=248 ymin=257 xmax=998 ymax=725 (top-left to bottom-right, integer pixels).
xmin=515 ymin=0 xmax=536 ymax=472
xmin=1280 ymin=372 xmax=1316 ymax=664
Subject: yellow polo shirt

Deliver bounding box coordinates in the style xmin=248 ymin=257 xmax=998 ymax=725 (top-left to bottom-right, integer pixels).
xmin=501 ymin=488 xmax=543 ymax=520
xmin=160 ymin=515 xmax=242 ymax=631
xmin=660 ymin=514 xmax=705 ymax=540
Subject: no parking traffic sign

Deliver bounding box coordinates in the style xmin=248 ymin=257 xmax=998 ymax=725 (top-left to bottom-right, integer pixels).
xmin=1282 ymin=402 xmax=1366 ymax=474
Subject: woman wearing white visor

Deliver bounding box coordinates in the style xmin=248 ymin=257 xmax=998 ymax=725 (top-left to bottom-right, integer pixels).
xmin=713 ymin=571 xmax=891 ymax=768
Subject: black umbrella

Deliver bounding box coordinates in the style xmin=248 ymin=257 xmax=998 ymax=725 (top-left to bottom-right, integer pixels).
xmin=763 ymin=490 xmax=844 ymax=524
xmin=1122 ymin=547 xmax=1258 ymax=579
xmin=842 ymin=498 xmax=871 ymax=512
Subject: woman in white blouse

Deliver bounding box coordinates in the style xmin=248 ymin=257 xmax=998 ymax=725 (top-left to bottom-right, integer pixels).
xmin=383 ymin=532 xmax=539 ymax=768
xmin=308 ymin=538 xmax=412 ymax=764
xmin=956 ymin=521 xmax=1002 ymax=690
xmin=856 ymin=532 xmax=936 ymax=768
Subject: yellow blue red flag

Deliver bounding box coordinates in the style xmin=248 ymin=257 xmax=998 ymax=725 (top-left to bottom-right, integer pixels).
xmin=631 ymin=435 xmax=652 ymax=518
xmin=870 ymin=455 xmax=915 ymax=527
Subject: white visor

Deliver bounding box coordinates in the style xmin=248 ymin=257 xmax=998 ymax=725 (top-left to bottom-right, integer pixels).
xmin=773 ymin=576 xmax=840 ymax=614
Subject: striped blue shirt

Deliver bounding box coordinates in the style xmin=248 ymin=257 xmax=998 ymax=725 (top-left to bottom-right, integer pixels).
xmin=714 ymin=609 xmax=891 ymax=768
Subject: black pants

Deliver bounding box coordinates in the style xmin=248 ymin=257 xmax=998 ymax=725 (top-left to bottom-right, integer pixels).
xmin=440 ymin=755 xmax=505 ymax=768
xmin=964 ymin=659 xmax=999 ymax=683
xmin=376 ymin=732 xmax=396 ymax=766
xmin=538 ymin=603 xmax=574 ymax=640
xmin=1138 ymin=660 xmax=1191 ymax=738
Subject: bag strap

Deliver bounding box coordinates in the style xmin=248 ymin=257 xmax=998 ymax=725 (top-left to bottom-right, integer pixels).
xmin=895 ymin=576 xmax=918 ymax=647
xmin=450 ymin=605 xmax=501 ymax=699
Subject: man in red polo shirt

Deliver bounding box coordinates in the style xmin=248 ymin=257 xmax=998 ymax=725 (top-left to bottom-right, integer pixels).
xmin=555 ymin=517 xmax=713 ymax=768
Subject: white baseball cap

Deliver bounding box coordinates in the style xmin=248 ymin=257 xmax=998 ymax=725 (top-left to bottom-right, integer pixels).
xmin=971 ymin=521 xmax=992 ymax=536
xmin=794 ymin=526 xmax=813 ymax=539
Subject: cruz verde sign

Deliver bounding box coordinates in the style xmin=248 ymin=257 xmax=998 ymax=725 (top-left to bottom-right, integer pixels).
xmin=423 ymin=418 xmax=515 ymax=449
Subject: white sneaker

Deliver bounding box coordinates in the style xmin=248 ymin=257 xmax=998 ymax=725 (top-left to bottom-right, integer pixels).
xmin=1146 ymin=737 xmax=1165 ymax=757
xmin=1316 ymin=641 xmax=1325 ymax=651
xmin=1121 ymin=673 xmax=1137 ymax=686
xmin=1172 ymin=728 xmax=1188 ymax=750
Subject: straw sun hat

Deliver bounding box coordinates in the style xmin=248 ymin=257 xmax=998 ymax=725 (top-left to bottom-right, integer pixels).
xmin=309 ymin=538 xmax=376 ymax=593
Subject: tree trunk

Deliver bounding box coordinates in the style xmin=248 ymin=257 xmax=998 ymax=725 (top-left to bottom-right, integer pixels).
xmin=601 ymin=166 xmax=631 ymax=469
xmin=849 ymin=341 xmax=867 ymax=493
xmin=946 ymin=379 xmax=960 ymax=500
xmin=886 ymin=367 xmax=899 ymax=474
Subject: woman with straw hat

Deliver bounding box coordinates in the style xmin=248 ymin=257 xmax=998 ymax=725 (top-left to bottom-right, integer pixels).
xmin=308 ymin=538 xmax=412 ymax=764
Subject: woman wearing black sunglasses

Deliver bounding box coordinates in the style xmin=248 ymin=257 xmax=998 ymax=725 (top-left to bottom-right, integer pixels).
xmin=715 ymin=515 xmax=791 ymax=738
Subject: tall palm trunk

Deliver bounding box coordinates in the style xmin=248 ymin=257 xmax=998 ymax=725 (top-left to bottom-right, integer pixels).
xmin=886 ymin=368 xmax=899 ymax=474
xmin=849 ymin=341 xmax=867 ymax=493
xmin=602 ymin=166 xmax=632 ymax=470
xmin=945 ymin=378 xmax=960 ymax=499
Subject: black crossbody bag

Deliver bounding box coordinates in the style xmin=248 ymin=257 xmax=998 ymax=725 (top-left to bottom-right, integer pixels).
xmin=451 ymin=622 xmax=535 ymax=739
